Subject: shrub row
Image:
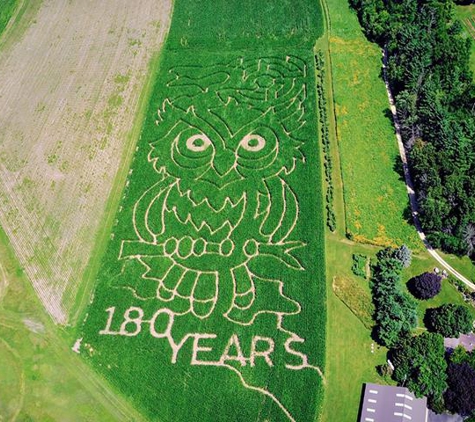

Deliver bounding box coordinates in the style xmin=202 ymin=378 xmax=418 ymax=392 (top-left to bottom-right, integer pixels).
xmin=371 ymin=246 xmax=418 ymax=348
xmin=315 ymin=51 xmax=336 ymax=232
xmin=351 ymin=253 xmax=367 ymax=278
xmin=447 ymin=275 xmax=475 ymax=307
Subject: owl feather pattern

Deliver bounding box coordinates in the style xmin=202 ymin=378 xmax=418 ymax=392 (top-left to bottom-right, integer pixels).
xmin=120 ymin=55 xmax=308 ymax=325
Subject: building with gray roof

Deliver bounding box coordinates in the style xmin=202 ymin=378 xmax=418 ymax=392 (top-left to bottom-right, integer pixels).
xmin=444 ymin=332 xmax=475 ymax=352
xmin=359 ymin=383 xmax=428 ymax=422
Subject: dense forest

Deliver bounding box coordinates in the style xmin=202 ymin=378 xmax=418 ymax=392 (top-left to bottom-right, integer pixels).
xmin=350 ymin=0 xmax=475 ymax=257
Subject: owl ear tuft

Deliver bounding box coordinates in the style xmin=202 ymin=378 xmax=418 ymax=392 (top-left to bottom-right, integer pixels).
xmin=162 ymin=98 xmax=173 ymax=111
xmin=185 ymin=105 xmax=196 ymax=115
xmin=281 ymin=157 xmax=298 ymax=176
xmin=157 ymin=99 xmax=174 ymax=124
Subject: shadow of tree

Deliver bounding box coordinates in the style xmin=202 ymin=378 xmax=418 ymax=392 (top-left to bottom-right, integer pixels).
xmin=391 ymin=155 xmax=415 ymax=228
xmin=383 ymin=107 xmax=395 ymax=131
xmin=406 ymin=276 xmax=419 ymax=298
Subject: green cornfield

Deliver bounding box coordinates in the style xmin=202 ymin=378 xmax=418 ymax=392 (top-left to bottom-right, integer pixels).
xmin=79 ymin=2 xmax=326 ymax=421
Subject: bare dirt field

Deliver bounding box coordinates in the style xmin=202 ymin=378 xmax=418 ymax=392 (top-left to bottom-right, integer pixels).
xmin=0 ymin=0 xmax=172 ymax=324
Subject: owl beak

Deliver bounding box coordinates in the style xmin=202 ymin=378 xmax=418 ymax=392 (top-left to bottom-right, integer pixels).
xmin=199 ymin=167 xmax=241 ymax=189
xmin=198 ymin=149 xmax=241 ymax=188
xmin=213 ymin=150 xmax=236 ymax=177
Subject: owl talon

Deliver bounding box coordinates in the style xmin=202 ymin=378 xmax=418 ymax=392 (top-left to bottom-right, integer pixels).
xmin=232 ymin=290 xmax=254 ymax=310
xmin=226 ymin=275 xmax=299 ymax=325
xmin=157 ymin=285 xmax=174 ymax=301
xmin=192 ymin=299 xmax=216 ymax=319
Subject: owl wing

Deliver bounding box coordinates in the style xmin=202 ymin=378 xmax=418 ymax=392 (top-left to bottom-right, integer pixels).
xmin=257 ymin=176 xmax=304 ymax=270
xmin=132 ymin=175 xmax=176 ymax=243
xmin=260 ymin=177 xmax=299 ymax=244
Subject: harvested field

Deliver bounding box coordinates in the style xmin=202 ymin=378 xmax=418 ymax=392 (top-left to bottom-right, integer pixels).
xmin=0 ymin=0 xmax=172 ymax=323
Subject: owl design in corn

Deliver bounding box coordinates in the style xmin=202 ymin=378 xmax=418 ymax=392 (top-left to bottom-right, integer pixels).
xmin=120 ymin=55 xmax=309 ymax=325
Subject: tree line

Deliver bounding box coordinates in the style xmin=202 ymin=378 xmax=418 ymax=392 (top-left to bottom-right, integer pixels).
xmin=350 ymin=0 xmax=475 ymax=257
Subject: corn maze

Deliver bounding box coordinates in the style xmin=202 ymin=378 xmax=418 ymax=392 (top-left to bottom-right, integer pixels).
xmin=120 ymin=56 xmax=311 ymax=325
xmin=79 ymin=2 xmax=325 ymax=421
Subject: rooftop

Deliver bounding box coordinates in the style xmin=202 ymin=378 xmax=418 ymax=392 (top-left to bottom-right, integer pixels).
xmin=444 ymin=332 xmax=475 ymax=352
xmin=359 ymin=383 xmax=428 ymax=422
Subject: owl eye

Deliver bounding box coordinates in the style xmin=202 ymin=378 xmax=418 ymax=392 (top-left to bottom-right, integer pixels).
xmin=240 ymin=134 xmax=266 ymax=152
xmin=186 ymin=134 xmax=212 ymax=152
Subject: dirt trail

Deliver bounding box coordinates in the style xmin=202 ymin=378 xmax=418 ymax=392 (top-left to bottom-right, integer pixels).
xmin=382 ymin=48 xmax=475 ymax=291
xmin=0 ymin=0 xmax=172 ymax=323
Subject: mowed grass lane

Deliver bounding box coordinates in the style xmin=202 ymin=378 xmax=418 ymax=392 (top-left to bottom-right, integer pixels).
xmin=320 ymin=0 xmax=417 ymax=420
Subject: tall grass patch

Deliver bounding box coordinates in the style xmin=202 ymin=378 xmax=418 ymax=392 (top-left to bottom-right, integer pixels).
xmin=326 ymin=0 xmax=420 ymax=250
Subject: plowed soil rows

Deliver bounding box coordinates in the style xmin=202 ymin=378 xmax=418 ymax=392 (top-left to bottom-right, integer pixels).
xmin=0 ymin=0 xmax=172 ymax=323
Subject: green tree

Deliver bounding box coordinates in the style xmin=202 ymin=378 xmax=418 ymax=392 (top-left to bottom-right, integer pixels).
xmin=410 ymin=272 xmax=441 ymax=300
xmin=371 ymin=247 xmax=418 ymax=348
xmin=391 ymin=332 xmax=448 ymax=400
xmin=394 ymin=245 xmax=412 ymax=268
xmin=450 ymin=345 xmax=469 ymax=365
xmin=445 ymin=362 xmax=475 ymax=416
xmin=426 ymin=304 xmax=474 ymax=338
